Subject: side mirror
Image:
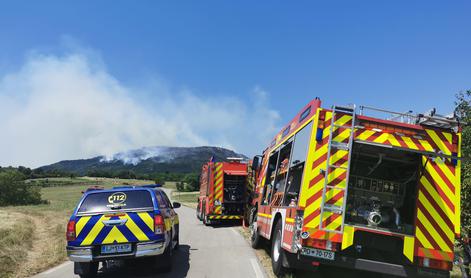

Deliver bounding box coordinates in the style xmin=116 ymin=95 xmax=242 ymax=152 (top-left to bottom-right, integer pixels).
xmin=173 ymin=202 xmax=181 ymax=208
xmin=252 ymin=155 xmax=262 ymax=171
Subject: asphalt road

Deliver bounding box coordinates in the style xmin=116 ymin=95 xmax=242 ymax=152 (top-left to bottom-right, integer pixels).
xmin=33 ymin=189 xmax=266 ymax=278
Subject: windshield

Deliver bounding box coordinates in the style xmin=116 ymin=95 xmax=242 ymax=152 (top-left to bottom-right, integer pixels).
xmin=78 ymin=190 xmax=154 ymax=213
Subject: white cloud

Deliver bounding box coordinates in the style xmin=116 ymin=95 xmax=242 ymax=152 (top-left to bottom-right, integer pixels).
xmin=0 ymin=51 xmax=281 ymax=168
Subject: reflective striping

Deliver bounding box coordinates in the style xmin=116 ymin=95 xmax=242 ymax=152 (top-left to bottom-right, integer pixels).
xmin=213 ymin=163 xmax=224 ymax=214
xmin=81 ymin=215 xmax=106 ymax=246
xmin=403 ymin=236 xmax=415 ymax=262
xmin=137 ymin=212 xmax=154 ymax=231
xmin=415 ymin=157 xmax=457 ymax=256
xmin=72 ymin=211 xmax=158 ymax=246
xmin=208 ymin=215 xmax=242 ymax=220
xmin=121 ymin=214 xmax=150 ymax=241
xmin=102 ymin=226 xmax=128 ymax=244
xmin=75 ymin=216 xmax=91 ymax=236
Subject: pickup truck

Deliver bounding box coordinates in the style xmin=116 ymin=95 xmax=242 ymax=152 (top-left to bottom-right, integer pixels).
xmin=66 ymin=185 xmax=180 ymax=277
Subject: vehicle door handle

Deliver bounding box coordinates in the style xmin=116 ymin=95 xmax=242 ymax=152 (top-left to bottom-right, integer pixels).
xmin=102 ymin=219 xmax=128 ymax=226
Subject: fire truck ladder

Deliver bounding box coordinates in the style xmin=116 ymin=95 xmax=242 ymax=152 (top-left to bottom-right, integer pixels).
xmin=319 ymin=105 xmax=356 ymax=234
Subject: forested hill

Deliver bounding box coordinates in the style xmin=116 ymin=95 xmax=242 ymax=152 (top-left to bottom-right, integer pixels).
xmin=37 ymin=146 xmax=247 ymax=176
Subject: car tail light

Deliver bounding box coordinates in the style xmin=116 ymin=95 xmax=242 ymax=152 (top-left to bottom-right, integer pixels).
xmin=66 ymin=220 xmax=76 ymax=241
xmin=154 ymin=215 xmax=165 ymax=234
xmin=418 ymin=257 xmax=452 ymax=271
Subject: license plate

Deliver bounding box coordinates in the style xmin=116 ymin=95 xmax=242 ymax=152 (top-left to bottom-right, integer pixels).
xmin=301 ymin=247 xmax=335 ymax=261
xmin=101 ymin=243 xmax=132 ymax=254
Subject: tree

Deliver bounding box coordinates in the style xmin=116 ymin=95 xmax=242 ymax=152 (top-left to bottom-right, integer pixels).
xmin=183 ymin=173 xmax=200 ymax=192
xmin=0 ymin=169 xmax=44 ymax=206
xmin=455 ymin=90 xmax=471 ymax=234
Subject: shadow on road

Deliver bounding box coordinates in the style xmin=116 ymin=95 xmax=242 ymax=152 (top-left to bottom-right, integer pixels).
xmin=96 ymin=245 xmax=191 ymax=278
xmin=206 ymin=221 xmax=243 ymax=229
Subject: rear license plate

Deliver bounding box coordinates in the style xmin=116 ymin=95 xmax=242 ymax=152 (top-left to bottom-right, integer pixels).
xmin=301 ymin=247 xmax=335 ymax=261
xmin=101 ymin=243 xmax=132 ymax=254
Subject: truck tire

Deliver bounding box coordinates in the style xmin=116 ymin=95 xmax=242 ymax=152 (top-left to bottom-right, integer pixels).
xmin=250 ymin=208 xmax=263 ymax=249
xmin=203 ymin=212 xmax=211 ymax=226
xmin=74 ymin=262 xmax=98 ymax=278
xmin=196 ymin=201 xmax=202 ymax=220
xmin=271 ymin=221 xmax=290 ymax=277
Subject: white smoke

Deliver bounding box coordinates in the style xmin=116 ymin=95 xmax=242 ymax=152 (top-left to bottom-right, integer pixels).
xmin=0 ymin=51 xmax=281 ymax=168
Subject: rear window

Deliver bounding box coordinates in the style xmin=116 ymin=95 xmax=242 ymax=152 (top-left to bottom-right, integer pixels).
xmin=78 ymin=190 xmax=154 ymax=213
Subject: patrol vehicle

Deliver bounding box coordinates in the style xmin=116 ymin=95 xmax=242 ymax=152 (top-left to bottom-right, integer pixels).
xmin=66 ymin=185 xmax=180 ymax=277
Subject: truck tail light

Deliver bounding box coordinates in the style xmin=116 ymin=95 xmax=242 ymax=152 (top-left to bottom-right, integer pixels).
xmin=66 ymin=220 xmax=76 ymax=241
xmin=154 ymin=215 xmax=165 ymax=234
xmin=418 ymin=257 xmax=452 ymax=271
xmin=304 ymin=238 xmax=339 ymax=251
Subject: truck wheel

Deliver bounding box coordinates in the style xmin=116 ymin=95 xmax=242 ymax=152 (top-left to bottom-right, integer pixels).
xmin=271 ymin=221 xmax=289 ymax=277
xmin=74 ymin=262 xmax=98 ymax=278
xmin=250 ymin=208 xmax=263 ymax=249
xmin=196 ymin=202 xmax=202 ymax=220
xmin=203 ymin=211 xmax=211 ymax=226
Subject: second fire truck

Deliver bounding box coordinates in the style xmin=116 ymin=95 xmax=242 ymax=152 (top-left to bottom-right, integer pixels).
xmin=248 ymin=98 xmax=461 ymax=278
xmin=197 ymin=158 xmax=248 ymax=225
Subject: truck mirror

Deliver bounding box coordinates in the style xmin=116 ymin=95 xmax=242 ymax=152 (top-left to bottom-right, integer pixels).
xmin=253 ymin=155 xmax=262 ymax=171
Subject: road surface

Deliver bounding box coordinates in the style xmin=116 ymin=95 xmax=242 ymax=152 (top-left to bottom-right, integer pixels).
xmin=33 ymin=189 xmax=266 ymax=278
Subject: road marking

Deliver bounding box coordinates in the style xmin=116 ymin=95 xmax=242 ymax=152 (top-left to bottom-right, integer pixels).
xmin=250 ymin=258 xmax=264 ymax=278
xmin=38 ymin=261 xmax=72 ymax=276
xmin=230 ymin=228 xmax=240 ymax=237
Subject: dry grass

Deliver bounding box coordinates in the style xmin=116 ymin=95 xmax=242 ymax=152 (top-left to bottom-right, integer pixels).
xmin=171 ymin=191 xmax=199 ymax=209
xmin=0 ymin=177 xmax=153 ymax=278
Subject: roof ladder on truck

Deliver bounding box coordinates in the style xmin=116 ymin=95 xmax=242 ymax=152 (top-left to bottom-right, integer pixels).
xmin=319 ymin=105 xmax=356 ymax=233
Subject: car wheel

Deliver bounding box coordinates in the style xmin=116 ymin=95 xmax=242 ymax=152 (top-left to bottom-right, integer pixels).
xmin=75 ymin=262 xmax=98 ymax=278
xmin=158 ymin=242 xmax=172 ymax=272
xmin=271 ymin=221 xmax=289 ymax=277
xmin=174 ymin=226 xmax=180 ymax=250
xmin=250 ymin=208 xmax=263 ymax=249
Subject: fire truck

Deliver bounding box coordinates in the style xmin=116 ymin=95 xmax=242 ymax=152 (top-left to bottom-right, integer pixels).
xmin=197 ymin=157 xmax=248 ymax=225
xmin=248 ymin=98 xmax=461 ymax=277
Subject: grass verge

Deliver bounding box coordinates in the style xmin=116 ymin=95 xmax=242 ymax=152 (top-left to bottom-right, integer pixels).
xmin=171 ymin=191 xmax=199 ymax=209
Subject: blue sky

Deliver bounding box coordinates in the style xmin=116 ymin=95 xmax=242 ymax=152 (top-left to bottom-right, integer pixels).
xmin=0 ymin=1 xmax=470 ymax=167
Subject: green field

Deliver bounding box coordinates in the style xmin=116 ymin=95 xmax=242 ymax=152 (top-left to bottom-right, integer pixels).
xmin=0 ymin=177 xmax=154 ymax=278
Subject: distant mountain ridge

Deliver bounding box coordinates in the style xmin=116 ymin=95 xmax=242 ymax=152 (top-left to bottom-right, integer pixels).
xmin=38 ymin=146 xmax=248 ymax=175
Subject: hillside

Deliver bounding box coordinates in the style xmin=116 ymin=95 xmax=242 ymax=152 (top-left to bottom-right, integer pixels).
xmin=37 ymin=146 xmax=247 ymax=176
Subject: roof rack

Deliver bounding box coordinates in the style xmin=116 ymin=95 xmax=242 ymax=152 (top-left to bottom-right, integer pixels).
xmin=359 ymin=105 xmax=460 ymax=131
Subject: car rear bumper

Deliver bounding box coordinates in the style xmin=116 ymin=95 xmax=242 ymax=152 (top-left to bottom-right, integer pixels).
xmin=67 ymin=241 xmax=165 ymax=262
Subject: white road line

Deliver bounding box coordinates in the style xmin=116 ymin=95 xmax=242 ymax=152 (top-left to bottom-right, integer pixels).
xmin=250 ymin=258 xmax=264 ymax=278
xmin=230 ymin=228 xmax=240 ymax=237
xmin=38 ymin=261 xmax=72 ymax=276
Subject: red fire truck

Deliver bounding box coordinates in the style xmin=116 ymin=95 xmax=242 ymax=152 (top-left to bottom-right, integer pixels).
xmin=197 ymin=158 xmax=248 ymax=225
xmin=248 ymin=98 xmax=461 ymax=277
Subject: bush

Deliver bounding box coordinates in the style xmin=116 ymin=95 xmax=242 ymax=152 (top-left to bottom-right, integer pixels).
xmin=176 ymin=182 xmax=185 ymax=192
xmin=0 ymin=169 xmax=45 ymax=206
xmin=455 ymin=91 xmax=471 ymax=234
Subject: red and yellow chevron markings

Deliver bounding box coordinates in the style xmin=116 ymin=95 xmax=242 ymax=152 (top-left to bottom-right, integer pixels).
xmin=415 ymin=156 xmax=457 ymax=260
xmin=213 ymin=163 xmax=224 ymax=214
xmin=300 ymin=110 xmax=352 ymax=233
xmin=355 ymin=127 xmax=455 ymax=156
xmin=208 ymin=215 xmax=242 ymax=220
